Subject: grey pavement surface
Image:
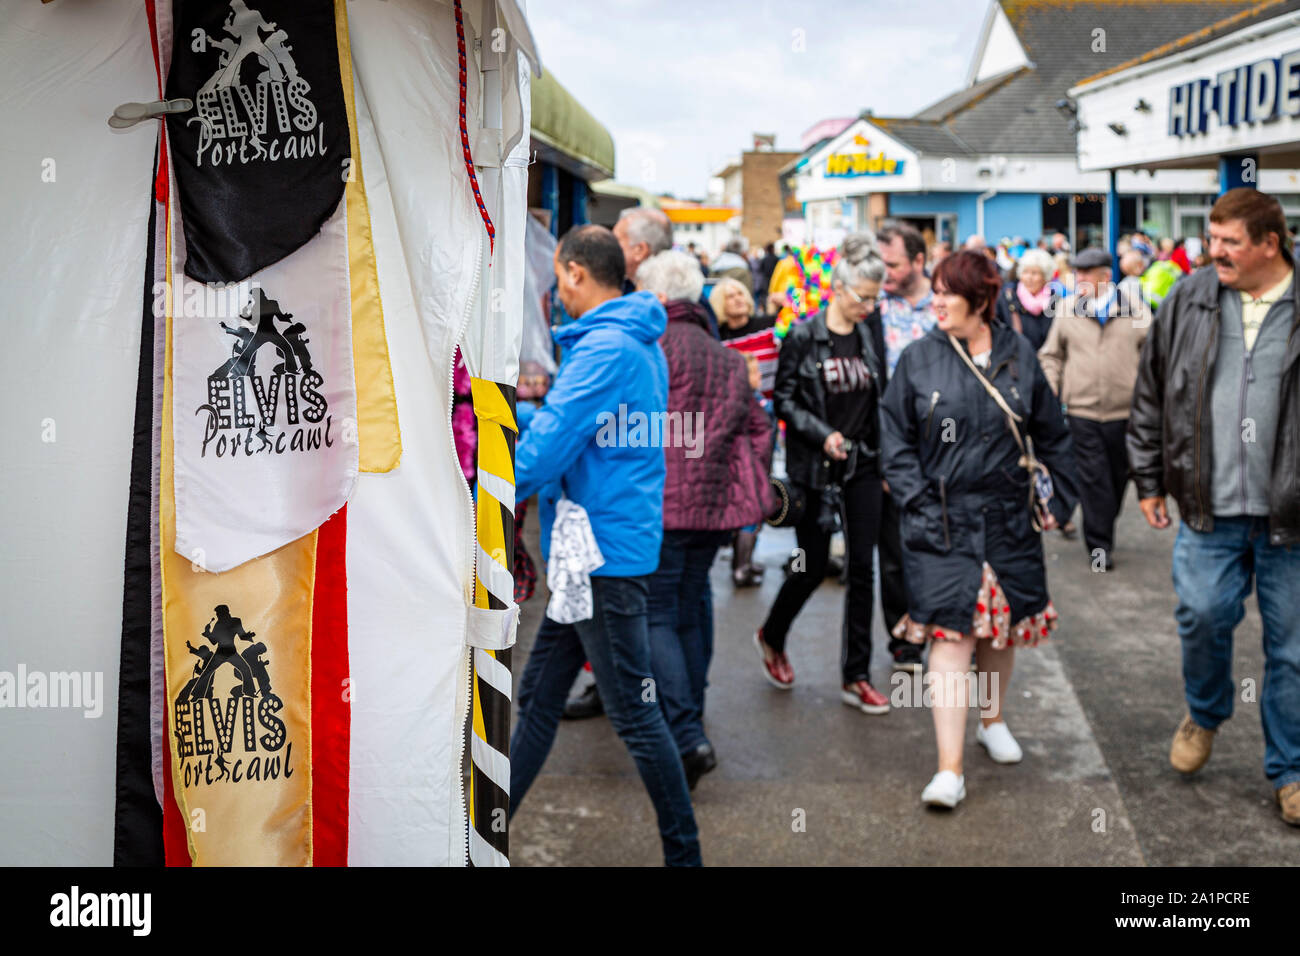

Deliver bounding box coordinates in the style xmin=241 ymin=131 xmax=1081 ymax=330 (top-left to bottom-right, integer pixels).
xmin=509 ymin=488 xmax=1297 ymax=865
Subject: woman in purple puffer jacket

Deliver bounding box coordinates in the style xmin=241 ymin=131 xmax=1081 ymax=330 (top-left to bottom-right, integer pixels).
xmin=635 ymin=249 xmax=775 ymax=789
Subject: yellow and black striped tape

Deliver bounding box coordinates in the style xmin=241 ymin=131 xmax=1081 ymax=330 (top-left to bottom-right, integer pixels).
xmin=468 ymin=377 xmax=517 ymax=866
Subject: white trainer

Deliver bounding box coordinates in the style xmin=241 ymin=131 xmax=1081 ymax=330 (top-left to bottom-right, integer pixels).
xmin=976 ymin=721 xmax=1023 ymax=764
xmin=921 ymin=770 xmax=966 ymax=808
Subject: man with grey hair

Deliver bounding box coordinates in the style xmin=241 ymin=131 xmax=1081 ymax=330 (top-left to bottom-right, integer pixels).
xmin=614 ymin=207 xmax=674 ymax=287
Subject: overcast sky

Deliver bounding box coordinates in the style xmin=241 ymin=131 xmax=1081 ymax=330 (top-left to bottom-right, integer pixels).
xmin=526 ymin=0 xmax=991 ymax=198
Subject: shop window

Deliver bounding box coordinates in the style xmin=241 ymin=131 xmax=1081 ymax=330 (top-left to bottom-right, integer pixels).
xmin=1074 ymin=194 xmax=1104 ymax=252
xmin=1141 ymin=195 xmax=1172 ymax=240
xmin=1041 ymin=194 xmax=1069 ymax=238
xmin=1119 ymin=196 xmax=1138 ymax=235
xmin=1178 ymin=213 xmax=1206 ymax=243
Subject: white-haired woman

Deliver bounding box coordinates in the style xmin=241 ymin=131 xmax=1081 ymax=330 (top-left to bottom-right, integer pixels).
xmin=635 ymin=250 xmax=774 ymax=788
xmin=995 ymin=247 xmax=1059 ymax=352
xmin=755 ymin=233 xmax=892 ymax=714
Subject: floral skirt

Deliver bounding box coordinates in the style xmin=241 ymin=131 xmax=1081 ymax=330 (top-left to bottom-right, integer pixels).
xmin=890 ymin=561 xmax=1058 ymax=651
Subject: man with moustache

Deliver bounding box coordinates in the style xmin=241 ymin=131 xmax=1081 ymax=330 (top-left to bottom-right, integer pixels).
xmin=1129 ymin=188 xmax=1300 ymax=827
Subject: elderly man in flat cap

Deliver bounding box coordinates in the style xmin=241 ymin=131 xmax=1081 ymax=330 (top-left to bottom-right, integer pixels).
xmin=1037 ymin=247 xmax=1151 ymax=570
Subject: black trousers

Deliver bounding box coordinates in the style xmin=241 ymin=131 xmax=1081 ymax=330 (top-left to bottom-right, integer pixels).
xmin=761 ymin=474 xmax=882 ymax=683
xmin=877 ymin=487 xmax=909 ymax=650
xmin=1068 ymin=415 xmax=1130 ymax=557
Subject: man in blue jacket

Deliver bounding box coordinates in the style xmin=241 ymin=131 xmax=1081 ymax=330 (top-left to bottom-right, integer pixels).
xmin=509 ymin=224 xmax=701 ymax=866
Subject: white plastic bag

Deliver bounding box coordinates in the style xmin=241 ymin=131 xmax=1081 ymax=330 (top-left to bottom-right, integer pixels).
xmin=546 ymin=498 xmax=605 ymax=624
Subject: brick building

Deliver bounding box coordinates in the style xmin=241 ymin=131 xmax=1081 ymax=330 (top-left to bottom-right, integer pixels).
xmin=713 ymin=145 xmax=802 ymax=250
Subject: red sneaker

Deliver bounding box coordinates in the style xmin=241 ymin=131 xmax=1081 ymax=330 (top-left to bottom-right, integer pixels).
xmin=754 ymin=630 xmax=793 ymax=689
xmin=842 ymin=680 xmax=890 ymax=715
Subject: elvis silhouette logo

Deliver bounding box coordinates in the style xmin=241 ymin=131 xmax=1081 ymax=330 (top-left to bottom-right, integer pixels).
xmin=172 ymin=604 xmax=296 ymax=789
xmin=166 ymin=0 xmax=349 ymax=282
xmin=196 ymin=287 xmax=335 ymax=459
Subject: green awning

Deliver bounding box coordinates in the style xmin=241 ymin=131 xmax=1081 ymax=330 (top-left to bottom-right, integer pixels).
xmin=531 ymin=70 xmax=615 ymax=182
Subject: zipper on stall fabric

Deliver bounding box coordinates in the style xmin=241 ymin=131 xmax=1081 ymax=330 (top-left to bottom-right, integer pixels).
xmin=939 ymin=475 xmax=951 ymax=550
xmin=925 ymin=390 xmax=940 ymax=440
xmin=451 ymin=228 xmax=485 ymax=866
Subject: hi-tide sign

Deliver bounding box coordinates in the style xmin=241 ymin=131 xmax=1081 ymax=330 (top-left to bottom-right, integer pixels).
xmin=1169 ymin=50 xmax=1300 ymax=136
xmin=825 ymin=134 xmax=905 ymax=177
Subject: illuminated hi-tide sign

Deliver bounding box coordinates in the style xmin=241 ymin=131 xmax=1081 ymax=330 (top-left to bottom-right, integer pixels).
xmin=1169 ymin=50 xmax=1300 ymax=136
xmin=825 ymin=133 xmax=905 ymax=176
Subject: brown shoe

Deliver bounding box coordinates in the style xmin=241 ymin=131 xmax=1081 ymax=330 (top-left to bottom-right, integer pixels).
xmin=1278 ymin=783 xmax=1300 ymax=826
xmin=1169 ymin=715 xmax=1215 ymax=773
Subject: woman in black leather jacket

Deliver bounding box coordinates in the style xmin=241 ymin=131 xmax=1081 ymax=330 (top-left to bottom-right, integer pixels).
xmin=880 ymin=250 xmax=1080 ymax=809
xmin=754 ymin=233 xmax=892 ymax=715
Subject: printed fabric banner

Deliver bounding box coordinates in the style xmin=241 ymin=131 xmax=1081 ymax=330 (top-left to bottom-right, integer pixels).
xmin=160 ymin=217 xmax=318 ymax=866
xmin=168 ymin=212 xmax=359 ymax=572
xmin=165 ymin=0 xmax=350 ymax=283
xmin=164 ymin=0 xmax=359 ymax=573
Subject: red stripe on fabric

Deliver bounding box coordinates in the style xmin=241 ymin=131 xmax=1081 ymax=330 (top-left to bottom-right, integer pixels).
xmin=311 ymin=506 xmax=350 ymax=866
xmin=161 ymin=706 xmax=192 ymax=866
xmin=156 ymin=122 xmax=169 ymax=204
xmin=144 ymin=0 xmax=168 ymax=203
xmin=149 ymin=3 xmax=180 ymax=863
xmin=144 ymin=0 xmax=159 ymax=89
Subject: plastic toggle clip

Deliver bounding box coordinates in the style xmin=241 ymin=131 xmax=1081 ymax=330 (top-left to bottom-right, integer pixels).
xmin=107 ymin=98 xmax=193 ymax=130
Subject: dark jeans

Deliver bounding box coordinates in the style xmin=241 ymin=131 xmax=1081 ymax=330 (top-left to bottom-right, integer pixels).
xmin=509 ymin=577 xmax=702 ymax=866
xmin=761 ymin=474 xmax=882 ymax=683
xmin=647 ymin=530 xmax=729 ymax=754
xmin=878 ymin=487 xmax=909 ymax=650
xmin=1173 ymin=517 xmax=1300 ymax=787
xmin=1068 ymin=415 xmax=1129 ymax=557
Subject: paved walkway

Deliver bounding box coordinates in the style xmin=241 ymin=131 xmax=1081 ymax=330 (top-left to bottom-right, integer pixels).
xmin=510 ymin=489 xmax=1295 ymax=865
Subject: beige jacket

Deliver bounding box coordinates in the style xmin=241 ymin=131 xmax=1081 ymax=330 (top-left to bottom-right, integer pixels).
xmin=1037 ymin=290 xmax=1150 ymax=422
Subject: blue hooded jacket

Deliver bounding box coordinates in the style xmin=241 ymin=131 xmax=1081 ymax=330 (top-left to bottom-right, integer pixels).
xmin=516 ymin=290 xmax=669 ymax=577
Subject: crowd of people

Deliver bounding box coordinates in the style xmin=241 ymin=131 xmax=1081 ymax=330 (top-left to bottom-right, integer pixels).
xmin=504 ymin=190 xmax=1300 ymax=865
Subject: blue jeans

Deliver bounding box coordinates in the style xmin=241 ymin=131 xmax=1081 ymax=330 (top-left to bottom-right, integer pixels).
xmin=647 ymin=530 xmax=728 ymax=754
xmin=1172 ymin=517 xmax=1300 ymax=787
xmin=509 ymin=576 xmax=702 ymax=866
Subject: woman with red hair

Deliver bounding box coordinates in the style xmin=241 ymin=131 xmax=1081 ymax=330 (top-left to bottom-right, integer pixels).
xmin=880 ymin=251 xmax=1081 ymax=809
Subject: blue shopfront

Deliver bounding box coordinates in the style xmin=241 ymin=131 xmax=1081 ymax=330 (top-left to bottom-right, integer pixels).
xmin=887 ymin=192 xmax=1045 ymax=248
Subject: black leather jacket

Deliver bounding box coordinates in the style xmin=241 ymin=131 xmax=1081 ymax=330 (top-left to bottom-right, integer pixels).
xmin=1127 ymin=264 xmax=1300 ymax=545
xmin=773 ymin=310 xmax=884 ymax=491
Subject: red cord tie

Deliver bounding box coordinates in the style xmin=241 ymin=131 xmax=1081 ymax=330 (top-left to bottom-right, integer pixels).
xmin=454 ymin=0 xmax=496 ymax=254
